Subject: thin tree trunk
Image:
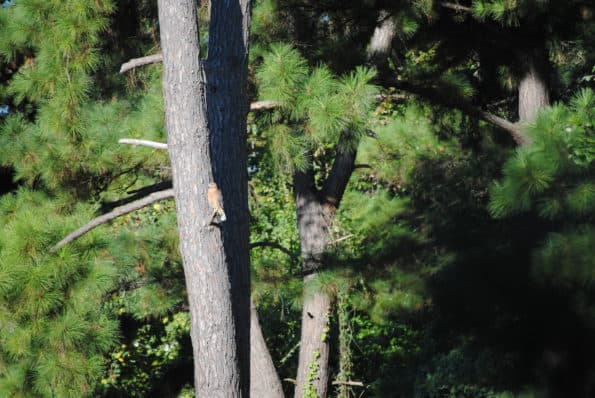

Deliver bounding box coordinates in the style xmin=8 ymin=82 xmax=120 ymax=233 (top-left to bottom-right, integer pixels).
xmin=251 ymin=300 xmax=285 ymax=398
xmin=518 ymin=49 xmax=550 ymax=123
xmin=157 ymin=0 xmax=250 ymax=396
xmin=336 ymin=289 xmax=354 ymax=398
xmin=366 ymin=10 xmax=395 ymax=83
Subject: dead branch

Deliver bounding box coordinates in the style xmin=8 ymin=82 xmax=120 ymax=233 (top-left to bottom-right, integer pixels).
xmin=50 ymin=189 xmax=174 ymax=252
xmin=118 ymin=138 xmax=168 ymax=150
xmin=120 ymin=54 xmax=164 ymax=74
xmin=441 ymin=1 xmax=473 ymax=12
xmin=332 ymin=380 xmax=365 ymax=387
xmin=250 ymin=100 xmax=279 ymax=111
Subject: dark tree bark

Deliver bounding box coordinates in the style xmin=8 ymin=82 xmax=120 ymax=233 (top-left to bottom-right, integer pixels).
xmin=157 ymin=0 xmax=251 ymax=396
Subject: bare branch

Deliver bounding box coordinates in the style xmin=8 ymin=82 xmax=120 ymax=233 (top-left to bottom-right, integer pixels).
xmin=250 ymin=100 xmax=278 ymax=111
xmin=50 ymin=189 xmax=174 ymax=252
xmin=332 ymin=380 xmax=365 ymax=387
xmin=249 ymin=241 xmax=293 ymax=257
xmin=120 ymin=53 xmax=164 ymax=74
xmin=391 ymin=81 xmax=529 ymax=145
xmin=328 ymin=234 xmax=354 ymax=245
xmin=119 ymin=138 xmax=168 ymax=150
xmin=283 ymin=378 xmax=297 ymax=385
xmin=440 ymin=1 xmax=473 ymax=12
xmin=100 ymin=181 xmax=172 ymax=213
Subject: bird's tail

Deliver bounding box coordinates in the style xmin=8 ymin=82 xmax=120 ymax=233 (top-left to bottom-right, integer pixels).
xmin=218 ymin=209 xmax=227 ymax=222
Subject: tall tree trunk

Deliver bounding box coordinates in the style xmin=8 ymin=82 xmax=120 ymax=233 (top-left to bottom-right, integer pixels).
xmin=293 ymin=170 xmax=333 ymax=398
xmin=251 ymin=300 xmax=285 ymax=398
xmin=518 ymin=48 xmax=550 ymax=123
xmin=292 ymin=13 xmax=394 ymax=395
xmin=206 ymin=0 xmax=252 ymax=394
xmin=294 ymin=147 xmax=357 ymax=398
xmin=157 ymin=0 xmax=251 ymax=396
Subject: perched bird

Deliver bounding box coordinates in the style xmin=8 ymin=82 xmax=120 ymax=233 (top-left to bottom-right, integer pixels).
xmin=207 ymin=182 xmax=226 ymax=222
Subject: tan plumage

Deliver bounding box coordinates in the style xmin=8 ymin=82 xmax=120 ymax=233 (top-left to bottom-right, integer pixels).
xmin=207 ymin=182 xmax=226 ymax=222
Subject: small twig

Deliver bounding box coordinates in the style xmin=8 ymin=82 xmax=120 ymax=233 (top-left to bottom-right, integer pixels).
xmin=440 ymin=1 xmax=473 ymax=12
xmin=279 ymin=341 xmax=301 ymax=365
xmin=119 ymin=138 xmax=168 ymax=150
xmin=120 ymin=54 xmax=164 ymax=74
xmin=50 ymin=189 xmax=174 ymax=252
xmin=249 ymin=241 xmax=293 ymax=257
xmin=328 ymin=234 xmax=354 ymax=245
xmin=332 ymin=380 xmax=365 ymax=387
xmin=283 ymin=378 xmax=297 ymax=385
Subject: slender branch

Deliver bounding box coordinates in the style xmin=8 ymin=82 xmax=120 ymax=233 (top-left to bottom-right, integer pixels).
xmin=119 ymin=138 xmax=168 ymax=150
xmin=50 ymin=189 xmax=174 ymax=252
xmin=391 ymin=80 xmax=529 ymax=145
xmin=249 ymin=241 xmax=293 ymax=257
xmin=283 ymin=378 xmax=297 ymax=385
xmin=440 ymin=1 xmax=473 ymax=12
xmin=100 ymin=180 xmax=173 ymax=213
xmin=328 ymin=234 xmax=354 ymax=245
xmin=332 ymin=380 xmax=365 ymax=387
xmin=120 ymin=54 xmax=164 ymax=74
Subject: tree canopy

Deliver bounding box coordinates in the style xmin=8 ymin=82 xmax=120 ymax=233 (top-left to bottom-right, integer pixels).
xmin=0 ymin=0 xmax=593 ymax=397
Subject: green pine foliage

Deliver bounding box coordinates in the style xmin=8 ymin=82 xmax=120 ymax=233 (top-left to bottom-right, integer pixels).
xmin=490 ymin=89 xmax=595 ymax=323
xmin=256 ymin=43 xmax=378 ymax=174
xmin=490 ymin=89 xmax=595 ymax=219
xmin=0 ymin=190 xmax=118 ymax=397
xmin=0 ymin=1 xmax=189 ymax=395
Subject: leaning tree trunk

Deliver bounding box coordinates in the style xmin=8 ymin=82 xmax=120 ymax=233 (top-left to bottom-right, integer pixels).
xmin=251 ymin=301 xmax=285 ymax=398
xmin=157 ymin=0 xmax=251 ymax=396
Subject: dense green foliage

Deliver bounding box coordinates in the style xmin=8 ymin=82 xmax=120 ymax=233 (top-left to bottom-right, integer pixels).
xmin=0 ymin=0 xmax=593 ymax=397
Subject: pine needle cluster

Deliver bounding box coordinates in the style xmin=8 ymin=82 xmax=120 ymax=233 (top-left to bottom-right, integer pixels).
xmin=256 ymin=43 xmax=378 ymax=174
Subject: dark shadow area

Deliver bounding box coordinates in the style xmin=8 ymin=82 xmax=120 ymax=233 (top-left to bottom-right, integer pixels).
xmin=336 ymin=151 xmax=595 ymax=397
xmin=0 ymin=166 xmax=19 ymax=196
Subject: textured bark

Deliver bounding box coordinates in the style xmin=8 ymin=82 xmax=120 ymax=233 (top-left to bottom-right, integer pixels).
xmin=293 ymin=170 xmax=332 ymax=398
xmin=518 ymin=50 xmax=550 ymax=123
xmin=250 ymin=301 xmax=285 ymax=398
xmin=293 ymin=146 xmax=358 ymax=397
xmin=205 ymin=0 xmax=252 ymax=393
xmin=295 ymin=275 xmax=332 ymax=398
xmin=157 ymin=0 xmax=250 ymax=396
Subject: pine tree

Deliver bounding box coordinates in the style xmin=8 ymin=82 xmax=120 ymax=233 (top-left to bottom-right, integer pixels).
xmin=0 ymin=1 xmax=191 ymax=395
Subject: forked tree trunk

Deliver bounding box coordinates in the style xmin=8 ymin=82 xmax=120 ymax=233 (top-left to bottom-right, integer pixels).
xmin=157 ymin=0 xmax=251 ymax=396
xmin=293 ymin=12 xmax=394 ymax=396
